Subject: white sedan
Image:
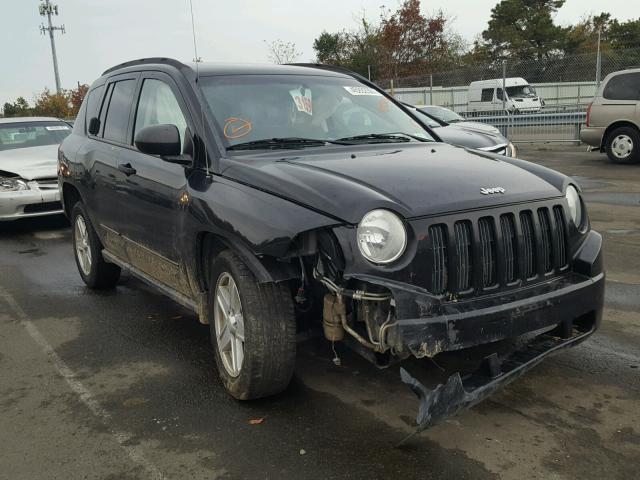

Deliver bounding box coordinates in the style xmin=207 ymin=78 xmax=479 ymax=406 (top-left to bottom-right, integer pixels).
xmin=0 ymin=117 xmax=72 ymax=221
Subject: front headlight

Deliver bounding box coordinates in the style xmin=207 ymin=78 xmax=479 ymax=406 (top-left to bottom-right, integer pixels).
xmin=357 ymin=209 xmax=407 ymax=264
xmin=0 ymin=178 xmax=30 ymax=192
xmin=565 ymin=185 xmax=584 ymax=227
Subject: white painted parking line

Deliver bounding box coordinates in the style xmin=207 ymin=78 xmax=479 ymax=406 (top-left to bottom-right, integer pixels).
xmin=0 ymin=286 xmax=167 ymax=480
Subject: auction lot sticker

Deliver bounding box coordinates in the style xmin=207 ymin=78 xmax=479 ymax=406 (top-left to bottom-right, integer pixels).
xmin=344 ymin=86 xmax=382 ymax=96
xmin=289 ymin=88 xmax=313 ymax=115
xmin=45 ymin=125 xmax=71 ymax=131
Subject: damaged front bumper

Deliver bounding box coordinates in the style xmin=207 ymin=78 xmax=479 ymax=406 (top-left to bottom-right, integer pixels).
xmin=341 ymin=230 xmax=605 ymax=434
xmin=400 ymin=313 xmax=597 ymax=436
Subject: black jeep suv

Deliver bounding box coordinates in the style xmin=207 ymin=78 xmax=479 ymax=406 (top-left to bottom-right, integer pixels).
xmin=58 ymin=58 xmax=604 ymax=432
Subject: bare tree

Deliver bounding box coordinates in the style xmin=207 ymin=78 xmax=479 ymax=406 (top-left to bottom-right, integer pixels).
xmin=265 ymin=39 xmax=302 ymax=64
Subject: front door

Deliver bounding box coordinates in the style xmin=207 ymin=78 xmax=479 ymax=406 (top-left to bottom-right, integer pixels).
xmin=116 ymin=72 xmax=194 ymax=295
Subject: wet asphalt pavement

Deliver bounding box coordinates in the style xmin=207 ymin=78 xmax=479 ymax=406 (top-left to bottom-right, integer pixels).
xmin=1 ymin=146 xmax=639 ymax=480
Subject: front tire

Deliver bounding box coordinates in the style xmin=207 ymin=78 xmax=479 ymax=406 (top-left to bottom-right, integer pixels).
xmin=209 ymin=250 xmax=296 ymax=400
xmin=606 ymin=126 xmax=639 ymax=164
xmin=71 ymin=202 xmax=121 ymax=289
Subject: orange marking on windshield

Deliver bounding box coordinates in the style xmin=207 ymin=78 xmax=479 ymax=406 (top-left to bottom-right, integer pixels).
xmin=224 ymin=117 xmax=252 ymax=139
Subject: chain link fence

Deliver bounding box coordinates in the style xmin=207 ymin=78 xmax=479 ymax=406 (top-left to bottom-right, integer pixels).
xmin=374 ymin=48 xmax=640 ymax=143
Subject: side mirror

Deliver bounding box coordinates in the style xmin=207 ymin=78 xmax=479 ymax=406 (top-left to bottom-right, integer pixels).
xmin=134 ymin=124 xmax=182 ymax=157
xmin=88 ymin=117 xmax=100 ymax=135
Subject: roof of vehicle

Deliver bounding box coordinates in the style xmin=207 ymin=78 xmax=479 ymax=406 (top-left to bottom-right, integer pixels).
xmin=102 ymin=57 xmax=351 ymax=78
xmin=0 ymin=116 xmax=64 ymax=124
xmin=469 ymin=77 xmax=529 ymax=87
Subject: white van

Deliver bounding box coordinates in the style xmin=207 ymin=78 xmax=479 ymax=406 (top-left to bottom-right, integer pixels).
xmin=468 ymin=78 xmax=543 ymax=113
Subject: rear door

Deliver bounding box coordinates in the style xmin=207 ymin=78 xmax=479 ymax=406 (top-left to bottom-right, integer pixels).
xmin=116 ymin=72 xmax=194 ymax=295
xmin=75 ymin=73 xmax=139 ymax=259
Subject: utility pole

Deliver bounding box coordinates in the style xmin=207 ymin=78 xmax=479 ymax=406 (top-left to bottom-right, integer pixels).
xmin=39 ymin=0 xmax=65 ymax=94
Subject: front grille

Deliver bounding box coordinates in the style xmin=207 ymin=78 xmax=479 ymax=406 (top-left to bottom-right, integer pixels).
xmin=425 ymin=204 xmax=569 ymax=296
xmin=35 ymin=178 xmax=58 ymax=190
xmin=23 ymin=201 xmax=62 ymax=214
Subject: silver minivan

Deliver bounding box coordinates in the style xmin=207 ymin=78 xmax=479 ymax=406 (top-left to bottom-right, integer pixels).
xmin=581 ymin=68 xmax=640 ymax=164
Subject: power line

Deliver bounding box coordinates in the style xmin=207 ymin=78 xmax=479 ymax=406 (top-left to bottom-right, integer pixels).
xmin=39 ymin=0 xmax=66 ymax=94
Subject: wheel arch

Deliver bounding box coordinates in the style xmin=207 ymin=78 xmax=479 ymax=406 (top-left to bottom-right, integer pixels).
xmin=194 ymin=231 xmax=300 ymax=294
xmin=61 ymin=182 xmax=82 ymax=218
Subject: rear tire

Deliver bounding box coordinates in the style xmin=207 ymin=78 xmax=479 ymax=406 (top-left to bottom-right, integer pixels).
xmin=71 ymin=202 xmax=121 ymax=289
xmin=208 ymin=250 xmax=296 ymax=400
xmin=606 ymin=126 xmax=639 ymax=164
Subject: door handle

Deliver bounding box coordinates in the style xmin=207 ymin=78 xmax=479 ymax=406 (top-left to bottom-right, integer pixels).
xmin=118 ymin=163 xmax=137 ymax=176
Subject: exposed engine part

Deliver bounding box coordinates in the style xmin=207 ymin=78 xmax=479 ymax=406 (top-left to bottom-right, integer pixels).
xmin=322 ymin=293 xmax=392 ymax=353
xmin=322 ymin=294 xmax=345 ymax=341
xmin=313 ymin=266 xmax=392 ymax=302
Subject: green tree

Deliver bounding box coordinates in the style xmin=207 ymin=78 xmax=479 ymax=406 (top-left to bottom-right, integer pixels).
xmin=2 ymin=97 xmax=32 ymax=117
xmin=481 ymin=0 xmax=566 ymax=61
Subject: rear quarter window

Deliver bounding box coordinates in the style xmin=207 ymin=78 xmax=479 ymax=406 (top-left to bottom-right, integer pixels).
xmin=83 ymin=85 xmax=105 ymax=133
xmin=603 ymin=73 xmax=640 ymax=101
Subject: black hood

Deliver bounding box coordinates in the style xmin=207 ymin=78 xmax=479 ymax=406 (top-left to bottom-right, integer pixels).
xmin=220 ymin=143 xmax=567 ymax=224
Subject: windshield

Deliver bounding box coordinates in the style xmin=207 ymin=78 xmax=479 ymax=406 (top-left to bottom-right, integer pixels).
xmin=421 ymin=106 xmax=464 ymax=123
xmin=505 ymin=85 xmax=537 ymax=98
xmin=199 ymin=75 xmax=433 ymax=149
xmin=0 ymin=121 xmax=71 ymax=152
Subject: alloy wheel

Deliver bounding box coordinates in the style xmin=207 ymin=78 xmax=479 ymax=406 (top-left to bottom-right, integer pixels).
xmin=74 ymin=214 xmax=92 ymax=276
xmin=214 ymin=272 xmax=245 ymax=377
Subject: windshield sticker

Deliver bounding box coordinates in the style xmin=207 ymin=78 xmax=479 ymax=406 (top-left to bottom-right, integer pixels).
xmin=377 ymin=98 xmax=390 ymax=113
xmin=289 ymin=88 xmax=313 ymax=116
xmin=343 ymin=86 xmax=382 ymax=96
xmin=223 ymin=117 xmax=252 ymax=139
xmin=45 ymin=125 xmax=70 ymax=131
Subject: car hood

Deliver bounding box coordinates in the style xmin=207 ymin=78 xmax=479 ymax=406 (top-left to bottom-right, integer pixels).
xmin=0 ymin=144 xmax=59 ymax=180
xmin=434 ymin=124 xmax=506 ymax=150
xmin=221 ymin=143 xmax=566 ymax=224
xmin=452 ymin=121 xmax=502 ymax=136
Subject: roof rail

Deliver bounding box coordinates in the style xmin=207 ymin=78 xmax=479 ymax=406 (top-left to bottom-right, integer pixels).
xmin=286 ymin=63 xmax=371 ymax=84
xmin=102 ymin=57 xmax=188 ymax=76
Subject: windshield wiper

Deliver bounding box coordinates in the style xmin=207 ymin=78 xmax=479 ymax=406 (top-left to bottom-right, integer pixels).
xmin=227 ymin=137 xmax=349 ymax=151
xmin=336 ymin=133 xmax=429 ymax=143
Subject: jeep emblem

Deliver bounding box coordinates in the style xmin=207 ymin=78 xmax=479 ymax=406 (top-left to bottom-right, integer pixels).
xmin=480 ymin=187 xmax=506 ymax=195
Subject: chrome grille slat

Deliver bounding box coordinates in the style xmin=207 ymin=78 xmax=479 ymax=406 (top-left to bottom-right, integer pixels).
xmin=429 ymin=225 xmax=448 ymax=294
xmin=454 ymin=221 xmax=472 ymax=291
xmin=500 ymin=214 xmax=517 ymax=283
xmin=478 ymin=217 xmax=496 ymax=287
xmin=520 ymin=211 xmax=536 ymax=279
xmin=538 ymin=208 xmax=554 ymax=273
xmin=553 ymin=206 xmax=567 ymax=268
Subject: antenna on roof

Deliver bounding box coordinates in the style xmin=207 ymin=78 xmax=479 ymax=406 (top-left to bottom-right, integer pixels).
xmin=188 ymin=0 xmax=210 ymax=176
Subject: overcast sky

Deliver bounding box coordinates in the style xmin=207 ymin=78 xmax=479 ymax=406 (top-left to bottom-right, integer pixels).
xmin=2 ymin=0 xmax=638 ymax=104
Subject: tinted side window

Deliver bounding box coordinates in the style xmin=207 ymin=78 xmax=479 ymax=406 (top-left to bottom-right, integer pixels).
xmin=496 ymin=88 xmax=505 ymax=100
xmin=603 ymin=73 xmax=640 ymax=101
xmin=134 ymin=79 xmax=188 ymax=152
xmin=103 ymin=79 xmax=136 ymax=143
xmin=84 ymin=85 xmax=105 ymax=132
xmin=98 ymin=83 xmax=114 ymax=135
xmin=481 ymin=88 xmax=494 ymax=102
